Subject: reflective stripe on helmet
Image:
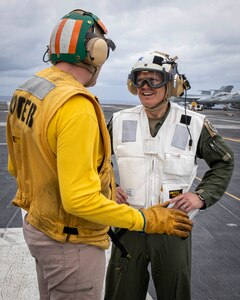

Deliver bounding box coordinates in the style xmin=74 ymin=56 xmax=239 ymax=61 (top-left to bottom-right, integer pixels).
xmin=97 ymin=19 xmax=108 ymax=34
xmin=47 ymin=9 xmax=115 ymax=68
xmin=50 ymin=19 xmax=83 ymax=55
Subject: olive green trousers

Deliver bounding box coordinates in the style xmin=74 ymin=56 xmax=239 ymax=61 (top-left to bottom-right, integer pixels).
xmin=104 ymin=230 xmax=191 ymax=300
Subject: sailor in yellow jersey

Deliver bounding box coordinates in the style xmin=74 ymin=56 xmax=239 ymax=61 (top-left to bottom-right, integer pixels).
xmin=6 ymin=10 xmax=192 ymax=300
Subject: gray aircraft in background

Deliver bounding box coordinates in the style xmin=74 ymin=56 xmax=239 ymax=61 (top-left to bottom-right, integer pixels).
xmin=201 ymin=90 xmax=240 ymax=109
xmin=171 ymin=85 xmax=240 ymax=109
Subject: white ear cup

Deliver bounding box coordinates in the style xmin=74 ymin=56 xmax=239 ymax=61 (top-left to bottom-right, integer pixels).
xmin=86 ymin=38 xmax=108 ymax=67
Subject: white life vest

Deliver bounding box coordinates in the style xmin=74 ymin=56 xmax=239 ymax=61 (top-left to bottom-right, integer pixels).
xmin=112 ymin=103 xmax=205 ymax=217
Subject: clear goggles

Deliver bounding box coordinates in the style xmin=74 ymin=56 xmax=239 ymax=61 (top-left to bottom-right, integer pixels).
xmin=131 ymin=70 xmax=171 ymax=89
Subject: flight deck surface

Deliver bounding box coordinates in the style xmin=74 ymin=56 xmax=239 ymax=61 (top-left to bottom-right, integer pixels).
xmin=1 ymin=103 xmax=239 ymax=300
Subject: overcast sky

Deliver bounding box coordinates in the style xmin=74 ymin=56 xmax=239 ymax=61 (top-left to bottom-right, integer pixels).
xmin=0 ymin=0 xmax=240 ymax=104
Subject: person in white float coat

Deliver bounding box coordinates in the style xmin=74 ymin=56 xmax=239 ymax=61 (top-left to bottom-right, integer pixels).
xmin=104 ymin=51 xmax=234 ymax=300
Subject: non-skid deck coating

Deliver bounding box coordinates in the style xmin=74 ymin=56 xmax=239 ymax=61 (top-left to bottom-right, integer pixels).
xmin=0 ymin=103 xmax=240 ymax=300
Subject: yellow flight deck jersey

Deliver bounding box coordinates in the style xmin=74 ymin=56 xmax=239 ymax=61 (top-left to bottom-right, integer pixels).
xmin=7 ymin=67 xmax=143 ymax=249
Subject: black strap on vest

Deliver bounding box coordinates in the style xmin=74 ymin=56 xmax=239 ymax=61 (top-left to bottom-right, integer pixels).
xmin=63 ymin=226 xmax=131 ymax=259
xmin=63 ymin=226 xmax=78 ymax=235
xmin=107 ymin=227 xmax=131 ymax=260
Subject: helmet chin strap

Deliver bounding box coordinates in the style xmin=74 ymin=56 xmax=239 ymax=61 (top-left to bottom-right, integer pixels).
xmin=143 ymin=97 xmax=169 ymax=112
xmin=85 ymin=67 xmax=101 ymax=87
xmin=74 ymin=61 xmax=101 ymax=87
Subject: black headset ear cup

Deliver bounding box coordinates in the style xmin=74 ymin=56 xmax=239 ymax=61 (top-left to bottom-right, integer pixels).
xmin=86 ymin=38 xmax=109 ymax=66
xmin=170 ymin=74 xmax=185 ymax=97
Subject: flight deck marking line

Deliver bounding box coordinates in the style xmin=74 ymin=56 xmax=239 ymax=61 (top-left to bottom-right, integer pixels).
xmin=195 ymin=176 xmax=240 ymax=202
xmin=224 ymin=191 xmax=240 ymax=201
xmin=209 ymin=117 xmax=240 ymax=124
xmin=217 ymin=202 xmax=240 ymax=221
xmin=223 ymin=137 xmax=240 ymax=142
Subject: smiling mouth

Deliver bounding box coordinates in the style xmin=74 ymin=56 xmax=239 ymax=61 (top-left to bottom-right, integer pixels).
xmin=142 ymin=92 xmax=155 ymax=96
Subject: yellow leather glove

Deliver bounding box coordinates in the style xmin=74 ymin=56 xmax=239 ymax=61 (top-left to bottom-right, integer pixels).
xmin=140 ymin=201 xmax=193 ymax=238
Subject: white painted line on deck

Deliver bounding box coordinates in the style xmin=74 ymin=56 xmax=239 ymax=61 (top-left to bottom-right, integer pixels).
xmin=214 ymin=124 xmax=240 ymax=129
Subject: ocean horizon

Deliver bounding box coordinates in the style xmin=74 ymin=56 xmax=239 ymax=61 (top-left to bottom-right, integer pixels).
xmin=0 ymin=96 xmax=11 ymax=102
